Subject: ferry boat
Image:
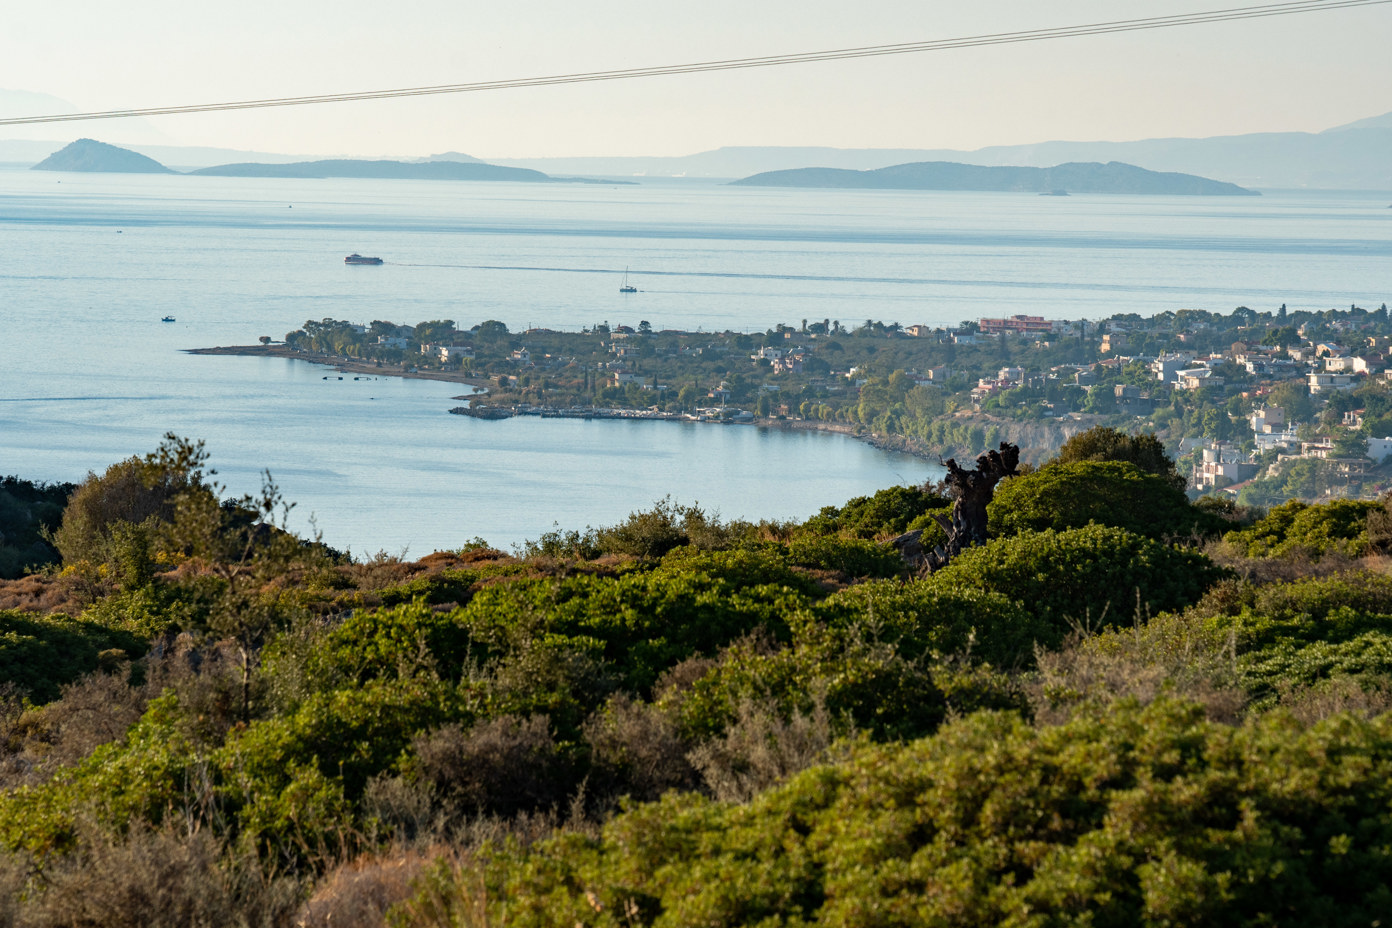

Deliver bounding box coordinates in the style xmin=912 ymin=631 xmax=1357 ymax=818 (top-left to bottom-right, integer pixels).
xmin=161 ymin=316 xmax=175 ymax=322
xmin=345 ymin=254 xmax=384 ymax=265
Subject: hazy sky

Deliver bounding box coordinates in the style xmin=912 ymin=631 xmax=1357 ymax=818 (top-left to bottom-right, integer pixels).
xmin=3 ymin=0 xmax=1389 ymax=158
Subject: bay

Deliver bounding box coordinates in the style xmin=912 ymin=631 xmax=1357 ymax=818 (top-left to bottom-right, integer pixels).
xmin=1 ymin=169 xmax=1388 ymax=553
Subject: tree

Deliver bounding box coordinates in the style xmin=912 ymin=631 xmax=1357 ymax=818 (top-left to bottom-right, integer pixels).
xmin=1054 ymin=426 xmax=1186 ymax=491
xmin=48 ymin=436 xmax=210 ymax=572
xmin=413 ymin=319 xmax=458 ymax=347
xmin=1269 ymin=379 xmax=1315 ymax=425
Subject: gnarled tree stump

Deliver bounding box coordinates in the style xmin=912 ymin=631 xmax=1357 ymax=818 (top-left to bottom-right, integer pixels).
xmin=892 ymin=442 xmax=1020 ymax=571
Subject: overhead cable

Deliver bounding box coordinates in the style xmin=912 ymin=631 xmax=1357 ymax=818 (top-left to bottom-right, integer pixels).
xmin=1 ymin=0 xmax=1387 ymax=126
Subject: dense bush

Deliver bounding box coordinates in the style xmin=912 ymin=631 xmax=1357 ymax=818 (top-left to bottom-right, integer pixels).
xmin=9 ymin=454 xmax=1392 ymax=922
xmin=1053 ymin=425 xmax=1186 ymax=489
xmin=0 ymin=609 xmax=144 ymax=703
xmin=799 ymin=485 xmax=946 ymax=538
xmin=402 ymin=699 xmax=1392 ymax=927
xmin=931 ymin=524 xmax=1228 ymax=635
xmin=0 ymin=476 xmax=73 ymax=579
xmin=1222 ymin=498 xmax=1380 ymax=559
xmin=989 ymin=460 xmax=1210 ymax=540
xmin=783 ymin=534 xmax=904 ymax=578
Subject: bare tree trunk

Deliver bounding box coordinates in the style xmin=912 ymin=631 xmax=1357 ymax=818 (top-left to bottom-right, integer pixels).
xmin=892 ymin=442 xmax=1021 ymax=571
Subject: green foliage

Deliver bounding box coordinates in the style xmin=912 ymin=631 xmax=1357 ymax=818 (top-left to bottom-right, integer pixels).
xmin=1053 ymin=425 xmax=1186 ymax=489
xmin=1237 ymin=458 xmax=1358 ymax=509
xmin=990 ymin=460 xmax=1212 ymax=539
xmin=461 ymin=548 xmax=814 ymax=697
xmin=593 ymin=497 xmax=695 ymax=558
xmin=1222 ymin=498 xmax=1379 ymax=558
xmin=817 ymin=578 xmax=1045 ymax=668
xmin=521 ymin=500 xmax=759 ymax=561
xmin=0 ymin=475 xmax=73 ymax=578
xmin=407 ymin=700 xmax=1392 ymax=927
xmin=800 ymin=485 xmax=946 ymax=539
xmin=48 ymin=435 xmax=211 ymax=571
xmin=0 ymin=609 xmax=145 ymax=703
xmin=783 ymin=534 xmax=904 ymax=578
xmin=673 ymin=581 xmax=1034 ymax=744
xmin=932 ymin=524 xmax=1228 ymax=634
xmin=1199 ymin=571 xmax=1392 ymax=700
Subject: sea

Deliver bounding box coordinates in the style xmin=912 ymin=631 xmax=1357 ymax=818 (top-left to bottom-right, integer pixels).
xmin=1 ymin=168 xmax=1388 ymax=555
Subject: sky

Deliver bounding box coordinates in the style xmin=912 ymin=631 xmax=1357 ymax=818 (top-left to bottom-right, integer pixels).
xmin=2 ymin=0 xmax=1390 ymax=159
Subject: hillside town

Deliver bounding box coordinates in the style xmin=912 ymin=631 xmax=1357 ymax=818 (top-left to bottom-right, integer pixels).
xmin=266 ymin=301 xmax=1392 ymax=506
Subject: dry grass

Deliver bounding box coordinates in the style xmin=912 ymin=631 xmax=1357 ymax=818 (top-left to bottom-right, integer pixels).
xmin=296 ymin=847 xmax=460 ymax=928
xmin=1027 ymin=612 xmax=1248 ymax=726
xmin=0 ymin=574 xmax=80 ymax=615
xmin=17 ymin=820 xmax=299 ymax=928
xmin=688 ymin=694 xmax=840 ymax=803
xmin=412 ymin=716 xmax=565 ymax=817
xmin=583 ymin=694 xmax=697 ymax=804
xmin=1275 ymin=676 xmax=1392 ymax=725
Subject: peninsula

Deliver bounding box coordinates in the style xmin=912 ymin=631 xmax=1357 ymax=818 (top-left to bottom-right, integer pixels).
xmin=731 ymin=160 xmax=1259 ymax=195
xmin=192 ymin=298 xmax=1392 ymax=510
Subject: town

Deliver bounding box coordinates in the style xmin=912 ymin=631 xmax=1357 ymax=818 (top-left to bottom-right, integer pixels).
xmin=272 ymin=300 xmax=1392 ymax=506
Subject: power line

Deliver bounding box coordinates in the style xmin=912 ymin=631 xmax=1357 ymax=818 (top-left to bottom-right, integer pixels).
xmin=1 ymin=0 xmax=1386 ymax=127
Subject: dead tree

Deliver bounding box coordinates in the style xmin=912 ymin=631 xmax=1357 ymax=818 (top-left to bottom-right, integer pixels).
xmin=892 ymin=442 xmax=1020 ymax=571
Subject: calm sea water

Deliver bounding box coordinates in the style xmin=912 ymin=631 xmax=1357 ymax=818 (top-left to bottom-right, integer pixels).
xmin=1 ymin=169 xmax=1388 ymax=553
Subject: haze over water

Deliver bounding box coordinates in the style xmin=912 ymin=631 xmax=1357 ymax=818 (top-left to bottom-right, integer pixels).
xmin=2 ymin=169 xmax=1388 ymax=553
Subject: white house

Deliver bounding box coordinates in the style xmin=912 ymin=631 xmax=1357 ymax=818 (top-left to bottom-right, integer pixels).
xmin=1367 ymin=437 xmax=1392 ymax=463
xmin=1308 ymin=372 xmax=1355 ymax=394
xmin=439 ymin=345 xmax=474 ymax=362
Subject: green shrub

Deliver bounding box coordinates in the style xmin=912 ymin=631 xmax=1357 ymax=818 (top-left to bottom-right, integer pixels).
xmin=1223 ymin=498 xmax=1379 ymax=559
xmin=0 ymin=609 xmax=145 ymax=703
xmin=1053 ymin=425 xmax=1186 ymax=489
xmin=784 ymin=534 xmax=904 ymax=578
xmin=398 ymin=699 xmax=1392 ymax=927
xmin=990 ymin=460 xmax=1210 ymax=539
xmin=931 ymin=525 xmax=1228 ymax=636
xmin=800 ymin=485 xmax=946 ymax=539
xmin=816 ymin=578 xmax=1044 ymax=668
xmin=671 ymin=582 xmax=1034 ymax=744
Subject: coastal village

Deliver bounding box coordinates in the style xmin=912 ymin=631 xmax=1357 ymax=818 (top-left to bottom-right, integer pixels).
xmin=264 ymin=300 xmax=1392 ymax=507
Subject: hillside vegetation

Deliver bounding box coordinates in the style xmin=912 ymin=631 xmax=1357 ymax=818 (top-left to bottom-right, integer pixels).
xmin=2 ymin=430 xmax=1392 ymax=925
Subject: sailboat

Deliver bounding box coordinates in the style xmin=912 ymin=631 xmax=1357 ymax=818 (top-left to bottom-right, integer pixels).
xmin=619 ymin=267 xmax=637 ymax=293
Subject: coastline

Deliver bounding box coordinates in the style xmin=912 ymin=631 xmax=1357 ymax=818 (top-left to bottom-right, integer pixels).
xmin=186 ymin=343 xmax=950 ymax=463
xmin=184 ymin=344 xmax=492 ymax=394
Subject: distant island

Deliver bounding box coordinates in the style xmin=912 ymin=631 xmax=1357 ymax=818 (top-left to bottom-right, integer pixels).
xmin=31 ymin=139 xmax=174 ymax=174
xmin=29 ymin=139 xmax=622 ymax=184
xmin=730 ymin=160 xmax=1259 ymax=196
xmin=188 ymin=159 xmax=552 ymax=182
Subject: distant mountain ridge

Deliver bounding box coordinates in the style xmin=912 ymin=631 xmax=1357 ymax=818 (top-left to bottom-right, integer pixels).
xmin=489 ymin=110 xmax=1392 ymax=188
xmin=731 ymin=160 xmax=1258 ymax=196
